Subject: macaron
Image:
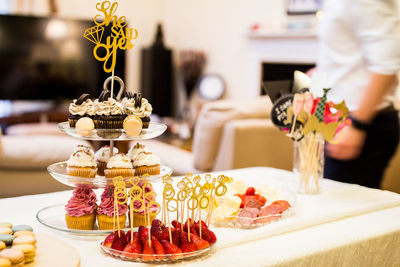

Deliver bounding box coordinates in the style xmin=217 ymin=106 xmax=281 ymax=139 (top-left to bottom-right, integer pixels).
xmin=12 ymin=244 xmax=35 ymax=263
xmin=0 ymin=248 xmax=24 ymax=266
xmin=0 ymin=229 xmax=11 ymax=236
xmin=0 ymin=224 xmax=12 ymax=229
xmin=0 ymin=241 xmax=5 ymax=250
xmin=123 ymin=115 xmax=143 ymax=137
xmin=0 ymin=235 xmax=14 ymax=246
xmin=0 ymin=258 xmax=11 ymax=267
xmin=13 ymin=231 xmax=35 ymax=238
xmin=11 ymin=225 xmax=32 ymax=233
xmin=12 ymin=236 xmax=36 ymax=247
xmin=76 ymin=117 xmax=94 ymax=136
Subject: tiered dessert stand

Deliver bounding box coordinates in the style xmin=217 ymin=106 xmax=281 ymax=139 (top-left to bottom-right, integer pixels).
xmin=37 ymin=88 xmax=172 ymax=235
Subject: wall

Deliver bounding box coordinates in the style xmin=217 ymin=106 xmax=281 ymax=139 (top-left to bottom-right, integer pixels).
xmin=1 ymin=0 xmax=286 ymax=100
xmin=162 ymin=0 xmax=286 ymax=99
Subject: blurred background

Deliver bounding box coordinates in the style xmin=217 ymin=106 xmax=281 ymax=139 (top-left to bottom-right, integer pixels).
xmin=1 ymin=0 xmax=400 ymax=197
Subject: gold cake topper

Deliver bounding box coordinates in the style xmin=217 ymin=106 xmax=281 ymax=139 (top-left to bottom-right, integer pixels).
xmin=84 ymin=1 xmax=138 ymax=73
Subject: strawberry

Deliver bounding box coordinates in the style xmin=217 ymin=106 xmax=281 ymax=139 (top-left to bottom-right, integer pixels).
xmin=111 ymin=230 xmax=127 ymax=251
xmin=138 ymin=226 xmax=149 ymax=246
xmin=183 ymin=218 xmax=194 ymax=232
xmin=151 ymin=236 xmax=165 ymax=260
xmin=123 ymin=232 xmax=141 ymax=258
xmin=171 ymin=220 xmax=181 ymax=229
xmin=190 ymin=233 xmax=210 ymax=250
xmin=171 ymin=228 xmax=181 ymax=247
xmin=179 ymin=230 xmax=197 ymax=253
xmin=103 ymin=232 xmax=116 ymax=248
xmin=258 ymin=196 xmax=267 ymax=206
xmin=161 ymin=240 xmax=183 ymax=260
xmin=142 ymin=239 xmax=156 ymax=261
xmin=245 ymin=187 xmax=255 ymax=196
xmin=195 ymin=224 xmax=216 ymax=244
xmin=195 ymin=220 xmax=208 ymax=229
xmin=152 ymin=219 xmax=164 ymax=228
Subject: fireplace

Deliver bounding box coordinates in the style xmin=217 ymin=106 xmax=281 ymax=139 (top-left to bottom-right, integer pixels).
xmin=246 ymin=30 xmax=318 ymax=98
xmin=261 ymin=62 xmax=315 ymax=95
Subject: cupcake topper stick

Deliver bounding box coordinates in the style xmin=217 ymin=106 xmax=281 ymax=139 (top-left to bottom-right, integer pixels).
xmin=128 ymin=177 xmax=142 ymax=243
xmin=163 ymin=182 xmax=176 ymax=244
xmin=113 ymin=177 xmax=128 ymax=237
xmin=177 ymin=179 xmax=188 ymax=232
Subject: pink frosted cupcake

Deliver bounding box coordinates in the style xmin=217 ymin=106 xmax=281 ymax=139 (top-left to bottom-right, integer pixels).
xmin=97 ymin=188 xmax=128 ymax=230
xmin=65 ymin=186 xmax=97 ymax=230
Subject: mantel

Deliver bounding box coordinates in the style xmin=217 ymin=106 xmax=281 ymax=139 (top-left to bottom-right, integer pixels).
xmin=248 ymin=30 xmax=317 ymax=40
xmin=245 ymin=30 xmax=318 ymax=99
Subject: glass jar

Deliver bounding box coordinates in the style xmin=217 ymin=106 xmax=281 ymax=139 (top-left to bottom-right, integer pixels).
xmin=293 ymin=132 xmax=324 ymax=194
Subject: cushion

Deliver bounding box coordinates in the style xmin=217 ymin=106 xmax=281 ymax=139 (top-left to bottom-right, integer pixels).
xmin=0 ymin=135 xmax=92 ymax=170
xmin=192 ymin=96 xmax=272 ymax=171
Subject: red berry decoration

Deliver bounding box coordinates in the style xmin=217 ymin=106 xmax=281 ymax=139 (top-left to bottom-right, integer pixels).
xmin=245 ymin=187 xmax=256 ymax=196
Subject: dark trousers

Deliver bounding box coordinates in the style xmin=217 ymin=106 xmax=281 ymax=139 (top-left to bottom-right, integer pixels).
xmin=324 ymin=110 xmax=400 ymax=189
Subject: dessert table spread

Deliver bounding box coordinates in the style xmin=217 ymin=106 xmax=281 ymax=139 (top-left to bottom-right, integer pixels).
xmin=2 ymin=167 xmax=400 ymax=267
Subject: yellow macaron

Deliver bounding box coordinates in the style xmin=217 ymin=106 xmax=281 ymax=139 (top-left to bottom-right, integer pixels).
xmin=0 ymin=257 xmax=11 ymax=267
xmin=13 ymin=231 xmax=35 ymax=238
xmin=0 ymin=248 xmax=24 ymax=266
xmin=123 ymin=115 xmax=143 ymax=137
xmin=12 ymin=236 xmax=36 ymax=247
xmin=12 ymin=244 xmax=35 ymax=263
xmin=0 ymin=241 xmax=5 ymax=251
xmin=0 ymin=229 xmax=11 ymax=236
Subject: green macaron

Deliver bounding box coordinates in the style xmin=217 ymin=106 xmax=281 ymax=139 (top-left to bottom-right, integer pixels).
xmin=11 ymin=225 xmax=33 ymax=233
xmin=0 ymin=234 xmax=15 ymax=245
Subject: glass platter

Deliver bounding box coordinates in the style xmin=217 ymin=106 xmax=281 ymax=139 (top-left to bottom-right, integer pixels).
xmin=58 ymin=121 xmax=167 ymax=141
xmin=48 ymin=161 xmax=172 ymax=188
xmin=100 ymin=241 xmax=216 ymax=263
xmin=36 ymin=204 xmax=132 ymax=235
xmin=213 ymin=187 xmax=296 ymax=229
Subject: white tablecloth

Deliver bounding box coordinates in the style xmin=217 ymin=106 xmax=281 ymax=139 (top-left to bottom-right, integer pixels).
xmin=1 ymin=167 xmax=400 ymax=267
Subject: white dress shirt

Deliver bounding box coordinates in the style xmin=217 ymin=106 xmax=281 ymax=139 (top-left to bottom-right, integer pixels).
xmin=317 ymin=0 xmax=400 ymax=111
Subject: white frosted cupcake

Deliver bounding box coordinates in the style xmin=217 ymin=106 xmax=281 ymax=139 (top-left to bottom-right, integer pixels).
xmin=133 ymin=152 xmax=160 ymax=176
xmin=73 ymin=144 xmax=94 ymax=156
xmin=95 ymin=146 xmax=119 ymax=176
xmin=104 ymin=153 xmax=135 ymax=178
xmin=67 ymin=150 xmax=97 ymax=178
xmin=127 ymin=143 xmax=148 ymax=162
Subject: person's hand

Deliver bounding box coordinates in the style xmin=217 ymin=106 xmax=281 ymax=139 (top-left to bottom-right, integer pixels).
xmin=326 ymin=126 xmax=366 ymax=160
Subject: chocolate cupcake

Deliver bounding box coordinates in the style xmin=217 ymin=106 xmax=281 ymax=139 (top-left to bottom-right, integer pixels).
xmin=68 ymin=94 xmax=93 ymax=127
xmin=122 ymin=93 xmax=152 ymax=128
xmin=93 ymin=91 xmax=124 ymax=129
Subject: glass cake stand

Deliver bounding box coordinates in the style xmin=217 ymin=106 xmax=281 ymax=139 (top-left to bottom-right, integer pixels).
xmin=58 ymin=121 xmax=167 ymax=141
xmin=100 ymin=242 xmax=216 ymax=263
xmin=48 ymin=161 xmax=173 ymax=188
xmin=37 ymin=204 xmax=135 ymax=236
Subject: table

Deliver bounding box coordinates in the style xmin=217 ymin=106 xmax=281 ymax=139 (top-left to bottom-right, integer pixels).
xmin=2 ymin=167 xmax=400 ymax=266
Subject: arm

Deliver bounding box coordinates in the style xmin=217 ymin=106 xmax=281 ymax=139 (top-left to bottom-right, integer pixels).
xmin=327 ymin=73 xmax=397 ymax=160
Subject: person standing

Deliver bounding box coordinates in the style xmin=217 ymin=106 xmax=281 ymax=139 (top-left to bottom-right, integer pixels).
xmin=318 ymin=0 xmax=400 ymax=188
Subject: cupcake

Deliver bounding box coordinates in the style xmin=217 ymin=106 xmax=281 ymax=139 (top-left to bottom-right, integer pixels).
xmin=122 ymin=93 xmax=152 ymax=128
xmin=97 ymin=188 xmax=128 ymax=230
xmin=93 ymin=91 xmax=124 ymax=129
xmin=127 ymin=143 xmax=149 ymax=162
xmin=133 ymin=152 xmax=160 ymax=176
xmin=95 ymin=146 xmax=119 ymax=176
xmin=65 ymin=186 xmax=97 ymax=230
xmin=68 ymin=94 xmax=93 ymax=127
xmin=104 ymin=153 xmax=135 ymax=178
xmin=73 ymin=144 xmax=95 ymax=156
xmin=66 ymin=150 xmax=97 ymax=178
xmin=130 ymin=182 xmax=159 ymax=227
